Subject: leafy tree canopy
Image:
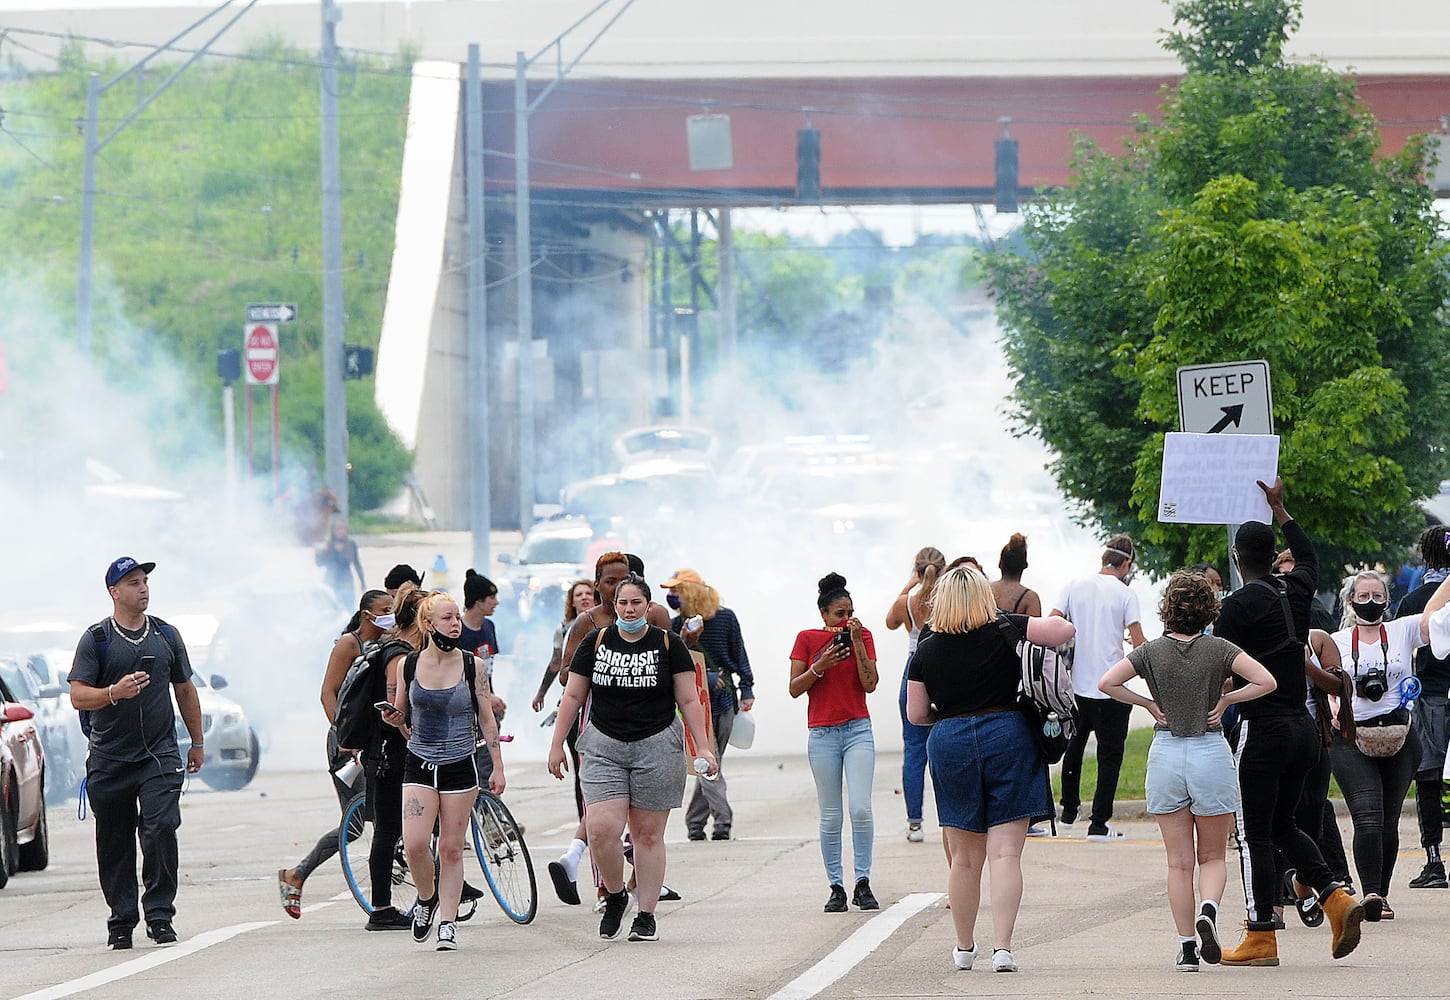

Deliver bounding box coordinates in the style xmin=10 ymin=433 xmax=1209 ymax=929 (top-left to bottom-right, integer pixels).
xmin=989 ymin=0 xmax=1450 ymax=576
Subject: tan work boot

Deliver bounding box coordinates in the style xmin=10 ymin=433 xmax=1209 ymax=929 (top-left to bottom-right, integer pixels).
xmin=1322 ymin=887 xmax=1365 ymax=959
xmin=1220 ymin=925 xmax=1279 ymax=967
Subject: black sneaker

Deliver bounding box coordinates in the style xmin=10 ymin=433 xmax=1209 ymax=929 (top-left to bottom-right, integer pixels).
xmin=687 ymin=827 xmax=706 ymax=842
xmin=1059 ymin=805 xmax=1078 ymax=825
xmin=1195 ymin=904 xmax=1221 ymax=964
xmin=435 ymin=920 xmax=457 ymax=951
xmin=145 ymin=921 xmax=177 ymax=945
xmin=852 ymin=878 xmax=880 ymax=910
xmin=658 ymin=884 xmax=683 ymax=902
xmin=460 ymin=881 xmax=485 ymax=903
xmin=1410 ymin=861 xmax=1449 ymax=889
xmin=711 ymin=825 xmax=731 ymax=841
xmin=1176 ymin=941 xmax=1200 ymax=972
xmin=366 ymin=905 xmax=413 ymax=931
xmin=548 ymin=860 xmax=582 ymax=905
xmin=824 ymin=884 xmax=848 ymax=913
xmin=411 ymin=894 xmax=438 ymax=943
xmin=627 ymin=911 xmax=658 ymax=941
xmin=107 ymin=928 xmax=133 ymax=951
xmin=599 ymin=889 xmax=632 ymax=940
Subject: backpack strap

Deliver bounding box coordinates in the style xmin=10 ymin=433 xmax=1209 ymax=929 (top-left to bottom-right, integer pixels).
xmin=994 ymin=610 xmax=1026 ymax=648
xmin=1010 ymin=587 xmax=1028 ymax=614
xmin=463 ymin=651 xmax=481 ymax=728
xmin=402 ymin=650 xmax=421 ymax=726
xmin=1248 ymin=576 xmax=1300 ymax=651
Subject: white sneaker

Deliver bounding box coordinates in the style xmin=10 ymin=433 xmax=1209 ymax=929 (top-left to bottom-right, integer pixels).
xmin=906 ymin=824 xmax=925 ymax=843
xmin=953 ymin=945 xmax=976 ymax=970
xmin=992 ymin=949 xmax=1018 ymax=973
xmin=1086 ymin=827 xmax=1125 ymax=842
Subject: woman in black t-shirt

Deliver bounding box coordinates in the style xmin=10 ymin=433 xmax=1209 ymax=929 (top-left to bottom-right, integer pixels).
xmin=905 ymin=565 xmax=1074 ymax=974
xmin=547 ymin=574 xmax=715 ymax=943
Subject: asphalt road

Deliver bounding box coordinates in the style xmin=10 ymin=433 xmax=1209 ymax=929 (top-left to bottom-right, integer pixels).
xmin=2 ymin=751 xmax=1445 ymax=1000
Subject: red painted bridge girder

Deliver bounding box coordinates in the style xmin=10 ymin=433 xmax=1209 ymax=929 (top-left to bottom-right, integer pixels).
xmin=477 ymin=74 xmax=1449 ymax=206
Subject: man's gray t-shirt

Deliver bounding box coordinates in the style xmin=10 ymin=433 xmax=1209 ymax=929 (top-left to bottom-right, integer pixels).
xmin=70 ymin=618 xmax=192 ymax=764
xmin=1127 ymin=634 xmax=1240 ymax=738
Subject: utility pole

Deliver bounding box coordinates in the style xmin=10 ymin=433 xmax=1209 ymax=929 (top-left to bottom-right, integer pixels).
xmin=320 ymin=0 xmax=349 ymax=516
xmin=717 ymin=208 xmax=737 ymax=363
xmin=466 ymin=44 xmax=492 ymax=571
xmin=510 ymin=0 xmax=638 ymax=529
xmin=76 ymin=0 xmax=258 ymax=354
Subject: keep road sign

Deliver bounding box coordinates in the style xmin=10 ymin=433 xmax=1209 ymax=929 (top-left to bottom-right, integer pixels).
xmin=1176 ymin=360 xmax=1273 ymax=435
xmin=245 ymin=323 xmax=280 ymax=385
xmin=246 ymin=302 xmax=298 ymax=323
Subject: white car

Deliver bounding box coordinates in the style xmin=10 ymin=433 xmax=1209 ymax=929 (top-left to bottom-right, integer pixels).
xmin=498 ymin=516 xmax=594 ymax=624
xmin=14 ymin=652 xmax=87 ymax=804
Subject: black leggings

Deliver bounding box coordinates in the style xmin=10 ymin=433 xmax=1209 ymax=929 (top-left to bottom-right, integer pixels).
xmin=1234 ymin=714 xmax=1332 ymax=924
xmin=1059 ymin=696 xmax=1132 ymax=828
xmin=1329 ymin=734 xmax=1418 ymax=897
xmin=366 ymin=763 xmax=404 ymax=909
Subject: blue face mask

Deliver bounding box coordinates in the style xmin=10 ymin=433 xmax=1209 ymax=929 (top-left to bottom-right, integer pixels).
xmin=616 ymin=615 xmax=649 ymax=635
xmin=666 ymin=593 xmax=681 ymax=610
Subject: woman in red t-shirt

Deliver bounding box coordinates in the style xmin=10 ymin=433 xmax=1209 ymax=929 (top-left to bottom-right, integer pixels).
xmin=789 ymin=572 xmax=880 ymax=914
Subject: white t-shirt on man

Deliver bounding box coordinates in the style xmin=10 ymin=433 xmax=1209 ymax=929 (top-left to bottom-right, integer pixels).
xmin=1056 ymin=572 xmax=1142 ymax=699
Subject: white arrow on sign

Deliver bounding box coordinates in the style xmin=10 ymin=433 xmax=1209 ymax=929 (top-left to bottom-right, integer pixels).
xmin=246 ymin=303 xmax=298 ymax=323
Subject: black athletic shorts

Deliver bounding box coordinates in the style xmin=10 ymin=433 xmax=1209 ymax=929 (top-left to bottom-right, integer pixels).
xmin=402 ymin=751 xmax=479 ymax=794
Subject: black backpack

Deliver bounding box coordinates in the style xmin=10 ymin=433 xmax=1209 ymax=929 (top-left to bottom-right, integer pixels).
xmin=79 ymin=617 xmax=183 ymax=738
xmin=332 ymin=633 xmax=396 ymax=752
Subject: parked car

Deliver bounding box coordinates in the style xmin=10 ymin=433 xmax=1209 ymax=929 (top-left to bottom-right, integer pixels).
xmin=177 ymin=669 xmax=261 ymax=792
xmin=0 ymin=671 xmax=48 ymax=886
xmin=612 ymin=425 xmax=718 ymax=471
xmin=498 ymin=516 xmax=594 ymax=624
xmin=5 ymin=653 xmax=84 ymax=804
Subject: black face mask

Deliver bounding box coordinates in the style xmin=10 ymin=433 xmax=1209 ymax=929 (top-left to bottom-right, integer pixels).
xmin=1351 ymin=599 xmax=1388 ymax=624
xmin=431 ymin=632 xmax=459 ymax=652
xmin=666 ymin=593 xmax=682 ymax=610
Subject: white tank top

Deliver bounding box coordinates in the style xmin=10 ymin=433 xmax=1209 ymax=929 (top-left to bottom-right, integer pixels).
xmin=906 ymin=601 xmax=922 ymax=656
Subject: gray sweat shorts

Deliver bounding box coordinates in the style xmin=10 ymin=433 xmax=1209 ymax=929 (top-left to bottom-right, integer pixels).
xmin=577 ymin=719 xmax=686 ymax=812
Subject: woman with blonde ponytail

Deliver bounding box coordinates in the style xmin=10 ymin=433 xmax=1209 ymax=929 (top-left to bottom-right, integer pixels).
xmin=887 ymin=546 xmax=947 ymax=843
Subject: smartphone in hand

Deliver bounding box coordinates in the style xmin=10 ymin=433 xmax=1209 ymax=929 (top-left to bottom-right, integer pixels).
xmin=374 ymin=701 xmax=397 ymax=714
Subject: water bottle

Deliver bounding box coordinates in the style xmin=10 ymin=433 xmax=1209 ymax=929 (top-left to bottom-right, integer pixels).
xmin=693 ymin=756 xmax=717 ymax=781
xmin=685 ymin=615 xmax=703 ymax=633
xmin=333 ymin=757 xmax=363 ymax=787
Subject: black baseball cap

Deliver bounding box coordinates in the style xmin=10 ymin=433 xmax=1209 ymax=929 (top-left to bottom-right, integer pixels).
xmin=105 ymin=556 xmax=155 ymax=588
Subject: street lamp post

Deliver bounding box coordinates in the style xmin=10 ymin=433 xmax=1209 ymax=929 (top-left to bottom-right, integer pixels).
xmin=510 ymin=0 xmax=637 ymax=529
xmin=76 ymin=0 xmax=258 ymax=354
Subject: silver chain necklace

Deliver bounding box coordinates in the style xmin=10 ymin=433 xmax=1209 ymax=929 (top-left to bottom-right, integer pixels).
xmin=110 ymin=616 xmax=150 ymax=646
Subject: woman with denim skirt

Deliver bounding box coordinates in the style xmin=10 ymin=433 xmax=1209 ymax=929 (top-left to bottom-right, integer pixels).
xmin=906 ymin=564 xmax=1075 ymax=974
xmin=790 ymin=573 xmax=880 ymax=914
xmin=1098 ymin=570 xmax=1276 ymax=972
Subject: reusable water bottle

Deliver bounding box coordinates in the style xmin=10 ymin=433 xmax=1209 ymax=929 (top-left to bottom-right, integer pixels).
xmin=693 ymin=757 xmax=718 ymax=781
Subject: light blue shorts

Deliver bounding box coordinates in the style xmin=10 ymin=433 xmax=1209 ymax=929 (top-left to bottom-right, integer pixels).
xmin=1145 ymin=730 xmax=1239 ymax=817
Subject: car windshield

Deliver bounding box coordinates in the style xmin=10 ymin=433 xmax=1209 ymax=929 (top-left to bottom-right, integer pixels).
xmin=0 ymin=659 xmax=39 ymax=700
xmin=619 ymin=427 xmax=713 ymax=456
xmin=517 ymin=534 xmax=590 ymax=565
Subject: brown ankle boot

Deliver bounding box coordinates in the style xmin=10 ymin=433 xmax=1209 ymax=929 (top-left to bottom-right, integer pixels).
xmin=1322 ymin=887 xmax=1365 ymax=959
xmin=1220 ymin=926 xmax=1279 ymax=967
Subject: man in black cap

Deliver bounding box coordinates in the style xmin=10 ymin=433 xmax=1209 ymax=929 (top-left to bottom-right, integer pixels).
xmin=68 ymin=557 xmax=204 ymax=950
xmin=383 ymin=563 xmax=423 ymax=596
xmin=1210 ymin=479 xmax=1364 ymax=967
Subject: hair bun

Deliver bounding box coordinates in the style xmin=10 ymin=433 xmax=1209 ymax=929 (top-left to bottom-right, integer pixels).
xmin=465 ymin=568 xmax=478 ymax=579
xmin=818 ymin=572 xmax=848 ymax=595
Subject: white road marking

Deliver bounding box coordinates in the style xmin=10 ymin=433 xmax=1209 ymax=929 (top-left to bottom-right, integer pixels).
xmin=9 ymin=921 xmax=276 ymax=1000
xmin=766 ymin=892 xmax=943 ymax=1000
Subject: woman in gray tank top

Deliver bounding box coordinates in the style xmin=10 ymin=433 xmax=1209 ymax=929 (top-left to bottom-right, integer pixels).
xmin=380 ymin=591 xmax=506 ymax=953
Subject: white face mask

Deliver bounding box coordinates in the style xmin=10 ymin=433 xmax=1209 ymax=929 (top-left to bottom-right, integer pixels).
xmin=370 ymin=613 xmax=396 ymax=630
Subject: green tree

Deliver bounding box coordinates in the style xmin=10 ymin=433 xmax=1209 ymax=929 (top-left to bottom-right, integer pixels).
xmin=989 ymin=0 xmax=1450 ymax=575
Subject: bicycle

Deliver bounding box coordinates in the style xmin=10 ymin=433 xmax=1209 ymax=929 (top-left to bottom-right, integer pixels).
xmin=339 ymin=786 xmax=536 ymax=925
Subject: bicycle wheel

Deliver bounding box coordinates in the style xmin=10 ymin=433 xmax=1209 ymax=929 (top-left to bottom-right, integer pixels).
xmin=339 ymin=790 xmax=415 ymax=915
xmin=339 ymin=791 xmax=375 ymax=914
xmin=470 ymin=792 xmax=537 ymax=924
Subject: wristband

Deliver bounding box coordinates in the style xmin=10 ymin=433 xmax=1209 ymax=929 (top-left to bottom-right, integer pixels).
xmin=107 ymin=684 xmax=117 ymax=705
xmin=809 ymin=665 xmax=823 ymax=679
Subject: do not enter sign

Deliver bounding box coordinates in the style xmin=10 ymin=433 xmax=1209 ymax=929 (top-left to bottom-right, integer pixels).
xmin=244 ymin=323 xmax=280 ymax=385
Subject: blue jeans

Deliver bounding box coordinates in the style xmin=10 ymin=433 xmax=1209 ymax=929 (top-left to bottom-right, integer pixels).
xmin=807 ymin=716 xmax=875 ymax=887
xmin=899 ymin=666 xmax=929 ymax=824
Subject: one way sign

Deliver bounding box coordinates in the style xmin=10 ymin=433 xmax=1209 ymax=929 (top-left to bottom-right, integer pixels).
xmin=246 ymin=302 xmax=298 ymax=323
xmin=1176 ymin=360 xmax=1273 ymax=435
